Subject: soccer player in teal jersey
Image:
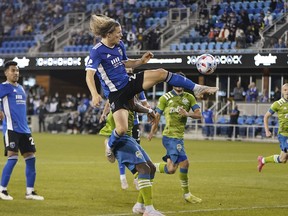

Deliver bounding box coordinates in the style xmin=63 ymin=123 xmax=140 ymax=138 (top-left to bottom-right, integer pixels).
xmin=258 ymin=83 xmax=288 ymax=172
xmin=148 ymin=73 xmax=202 ymax=204
xmin=99 ymin=101 xmax=165 ymax=215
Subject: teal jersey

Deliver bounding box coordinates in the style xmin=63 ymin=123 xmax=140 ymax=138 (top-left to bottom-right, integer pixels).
xmin=269 ymin=98 xmax=288 ymax=136
xmin=155 ymin=90 xmax=200 ymax=139
xmin=99 ymin=111 xmax=134 ymax=137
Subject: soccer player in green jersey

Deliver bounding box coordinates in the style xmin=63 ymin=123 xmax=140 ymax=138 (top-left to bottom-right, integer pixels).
xmin=148 ymin=73 xmax=202 ymax=204
xmin=99 ymin=100 xmax=165 ymax=215
xmin=258 ymin=83 xmax=288 ymax=172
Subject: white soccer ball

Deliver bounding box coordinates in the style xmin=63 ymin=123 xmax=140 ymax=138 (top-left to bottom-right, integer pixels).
xmin=196 ymin=54 xmax=217 ymax=75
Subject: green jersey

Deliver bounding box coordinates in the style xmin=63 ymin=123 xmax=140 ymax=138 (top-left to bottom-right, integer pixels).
xmin=270 ymin=98 xmax=288 ymax=136
xmin=99 ymin=111 xmax=134 ymax=137
xmin=156 ymin=90 xmax=199 ymax=139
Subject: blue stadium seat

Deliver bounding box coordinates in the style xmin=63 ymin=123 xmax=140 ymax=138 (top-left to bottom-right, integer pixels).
xmin=185 ymin=42 xmax=193 ymax=51
xmin=222 ymin=41 xmax=231 ymax=51
xmin=208 ymin=42 xmax=215 ymax=52
xmin=200 ymin=42 xmax=208 ymax=51
xmin=170 ymin=44 xmax=178 ymax=51
xmin=215 ymin=42 xmax=223 ymax=51
xmin=178 ymin=43 xmax=186 ymax=51
xmin=193 ymin=42 xmax=200 ymax=51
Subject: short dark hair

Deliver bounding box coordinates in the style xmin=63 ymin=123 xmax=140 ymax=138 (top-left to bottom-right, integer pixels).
xmin=4 ymin=60 xmax=18 ymax=71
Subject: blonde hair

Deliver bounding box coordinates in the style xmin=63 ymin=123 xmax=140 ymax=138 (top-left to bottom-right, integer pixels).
xmin=90 ymin=14 xmax=120 ymax=38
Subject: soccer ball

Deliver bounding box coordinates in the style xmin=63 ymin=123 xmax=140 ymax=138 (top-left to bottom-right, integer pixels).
xmin=196 ymin=54 xmax=217 ymax=75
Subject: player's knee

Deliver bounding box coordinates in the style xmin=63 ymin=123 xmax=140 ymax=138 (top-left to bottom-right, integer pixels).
xmin=116 ymin=127 xmax=127 ymax=136
xmin=155 ymin=68 xmax=168 ymax=80
xmin=137 ymin=163 xmax=151 ymax=174
xmin=149 ymin=163 xmax=156 ymax=175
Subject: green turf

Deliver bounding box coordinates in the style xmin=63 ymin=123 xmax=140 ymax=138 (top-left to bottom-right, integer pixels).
xmin=0 ymin=133 xmax=287 ymax=216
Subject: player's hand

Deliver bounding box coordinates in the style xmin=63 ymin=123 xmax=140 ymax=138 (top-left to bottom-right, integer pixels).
xmin=178 ymin=107 xmax=188 ymax=117
xmin=147 ymin=132 xmax=154 ymax=141
xmin=265 ymin=130 xmax=272 ymax=138
xmin=147 ymin=111 xmax=156 ymax=124
xmin=99 ymin=113 xmax=106 ymax=123
xmin=91 ymin=94 xmax=102 ymax=107
xmin=141 ymin=52 xmax=154 ymax=64
xmin=0 ymin=111 xmax=4 ymax=121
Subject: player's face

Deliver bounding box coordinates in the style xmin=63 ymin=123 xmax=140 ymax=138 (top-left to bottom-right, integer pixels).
xmin=282 ymin=85 xmax=288 ymax=100
xmin=109 ymin=26 xmax=122 ymax=45
xmin=5 ymin=65 xmax=19 ymax=84
xmin=173 ymin=86 xmax=184 ymax=94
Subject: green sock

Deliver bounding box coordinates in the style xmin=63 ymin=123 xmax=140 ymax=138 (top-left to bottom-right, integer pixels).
xmin=179 ymin=168 xmax=189 ymax=194
xmin=154 ymin=162 xmax=168 ymax=173
xmin=138 ymin=178 xmax=153 ymax=206
xmin=136 ymin=191 xmax=144 ymax=204
xmin=264 ymin=155 xmax=281 ymax=163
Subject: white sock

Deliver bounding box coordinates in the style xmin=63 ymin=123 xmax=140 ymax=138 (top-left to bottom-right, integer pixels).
xmin=26 ymin=187 xmax=34 ymax=194
xmin=0 ymin=186 xmax=7 ymax=191
xmin=120 ymin=175 xmax=126 ymax=181
xmin=154 ymin=163 xmax=160 ymax=172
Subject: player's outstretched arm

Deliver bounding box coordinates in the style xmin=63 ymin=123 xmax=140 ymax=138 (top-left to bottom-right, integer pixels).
xmin=147 ymin=113 xmax=160 ymax=141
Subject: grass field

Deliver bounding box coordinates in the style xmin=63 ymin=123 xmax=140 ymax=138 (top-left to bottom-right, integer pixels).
xmin=0 ymin=133 xmax=288 ymax=216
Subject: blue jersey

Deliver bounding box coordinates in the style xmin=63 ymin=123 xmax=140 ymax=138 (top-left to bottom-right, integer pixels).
xmin=0 ymin=82 xmax=31 ymax=134
xmin=202 ymin=109 xmax=213 ymax=124
xmin=86 ymin=40 xmax=129 ymax=98
xmin=134 ymin=91 xmax=147 ymax=125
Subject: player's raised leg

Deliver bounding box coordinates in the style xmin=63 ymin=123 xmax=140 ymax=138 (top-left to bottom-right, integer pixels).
xmin=142 ymin=69 xmax=218 ymax=98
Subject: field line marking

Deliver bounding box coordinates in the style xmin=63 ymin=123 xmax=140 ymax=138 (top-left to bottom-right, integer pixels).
xmin=91 ymin=204 xmax=288 ymax=216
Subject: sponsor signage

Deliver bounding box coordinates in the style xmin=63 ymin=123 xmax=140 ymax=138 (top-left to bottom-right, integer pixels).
xmin=0 ymin=53 xmax=288 ymax=70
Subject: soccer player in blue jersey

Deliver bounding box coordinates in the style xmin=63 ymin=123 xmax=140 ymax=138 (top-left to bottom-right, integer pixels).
xmin=85 ymin=14 xmax=218 ymax=161
xmin=257 ymin=83 xmax=288 ymax=172
xmin=202 ymin=104 xmax=215 ymax=139
xmin=0 ymin=60 xmax=44 ymax=201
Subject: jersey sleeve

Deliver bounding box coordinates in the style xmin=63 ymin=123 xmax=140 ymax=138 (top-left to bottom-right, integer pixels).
xmin=155 ymin=95 xmax=166 ymax=114
xmin=120 ymin=41 xmax=128 ymax=61
xmin=0 ymin=84 xmax=9 ymax=98
xmin=86 ymin=47 xmax=101 ymax=71
xmin=188 ymin=93 xmax=200 ymax=111
xmin=269 ymin=101 xmax=279 ymax=114
xmin=138 ymin=91 xmax=147 ymax=102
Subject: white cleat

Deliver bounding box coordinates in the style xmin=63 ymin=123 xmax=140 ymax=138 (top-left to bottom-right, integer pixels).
xmin=132 ymin=203 xmax=145 ymax=214
xmin=194 ymin=85 xmax=219 ymax=98
xmin=184 ymin=192 xmax=202 ymax=204
xmin=25 ymin=191 xmax=44 ymax=200
xmin=105 ymin=140 xmax=115 ymax=163
xmin=121 ymin=179 xmax=129 ymax=190
xmin=143 ymin=209 xmax=165 ymax=216
xmin=0 ymin=190 xmax=13 ymax=201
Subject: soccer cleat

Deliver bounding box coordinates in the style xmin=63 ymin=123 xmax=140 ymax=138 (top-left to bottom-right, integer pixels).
xmin=184 ymin=193 xmax=202 ymax=204
xmin=257 ymin=156 xmax=265 ymax=172
xmin=105 ymin=140 xmax=115 ymax=163
xmin=134 ymin=178 xmax=139 ymax=190
xmin=121 ymin=178 xmax=129 ymax=190
xmin=0 ymin=190 xmax=13 ymax=200
xmin=143 ymin=209 xmax=165 ymax=216
xmin=25 ymin=191 xmax=44 ymax=200
xmin=194 ymin=86 xmax=219 ymax=98
xmin=132 ymin=203 xmax=145 ymax=214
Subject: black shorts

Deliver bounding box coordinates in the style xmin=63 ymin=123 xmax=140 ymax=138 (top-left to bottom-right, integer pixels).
xmin=108 ymin=72 xmax=144 ymax=113
xmin=132 ymin=124 xmax=141 ymax=144
xmin=3 ymin=130 xmax=36 ymax=156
